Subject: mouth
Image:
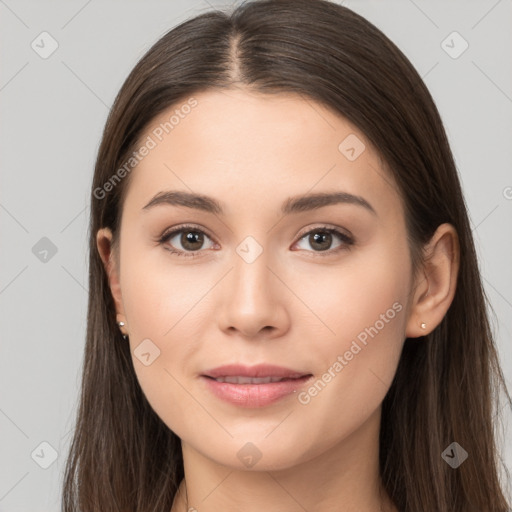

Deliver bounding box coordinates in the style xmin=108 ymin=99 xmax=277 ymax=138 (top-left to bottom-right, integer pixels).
xmin=200 ymin=364 xmax=313 ymax=407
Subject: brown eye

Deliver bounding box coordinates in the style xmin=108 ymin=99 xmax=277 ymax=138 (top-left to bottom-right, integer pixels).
xmin=159 ymin=225 xmax=215 ymax=258
xmin=294 ymin=227 xmax=354 ymax=255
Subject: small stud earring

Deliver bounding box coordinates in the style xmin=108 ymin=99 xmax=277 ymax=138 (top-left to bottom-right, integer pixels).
xmin=118 ymin=321 xmax=128 ymax=339
xmin=420 ymin=322 xmax=427 ymax=329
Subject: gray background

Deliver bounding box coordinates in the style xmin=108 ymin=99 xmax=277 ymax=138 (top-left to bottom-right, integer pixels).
xmin=1 ymin=0 xmax=511 ymax=510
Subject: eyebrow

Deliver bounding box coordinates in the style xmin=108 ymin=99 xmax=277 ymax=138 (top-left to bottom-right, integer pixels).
xmin=142 ymin=190 xmax=377 ymax=216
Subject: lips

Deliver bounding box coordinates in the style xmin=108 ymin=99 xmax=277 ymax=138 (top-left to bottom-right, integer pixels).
xmin=200 ymin=364 xmax=313 ymax=408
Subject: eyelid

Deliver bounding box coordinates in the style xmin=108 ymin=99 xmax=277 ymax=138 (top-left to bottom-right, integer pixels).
xmin=158 ymin=223 xmax=216 ymax=244
xmin=295 ymin=223 xmax=353 ymax=241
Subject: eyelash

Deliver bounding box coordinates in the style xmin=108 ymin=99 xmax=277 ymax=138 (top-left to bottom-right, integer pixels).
xmin=157 ymin=223 xmax=354 ymax=259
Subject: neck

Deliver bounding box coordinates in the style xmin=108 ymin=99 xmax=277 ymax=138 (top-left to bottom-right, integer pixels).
xmin=170 ymin=408 xmax=396 ymax=512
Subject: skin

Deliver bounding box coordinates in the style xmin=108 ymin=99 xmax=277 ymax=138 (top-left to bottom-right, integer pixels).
xmin=97 ymin=88 xmax=459 ymax=512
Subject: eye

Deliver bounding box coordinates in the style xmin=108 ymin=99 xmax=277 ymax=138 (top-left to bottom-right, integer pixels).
xmin=158 ymin=224 xmax=216 ymax=258
xmin=158 ymin=224 xmax=354 ymax=259
xmin=293 ymin=226 xmax=354 ymax=256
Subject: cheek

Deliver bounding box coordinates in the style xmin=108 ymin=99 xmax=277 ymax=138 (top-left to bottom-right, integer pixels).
xmin=120 ymin=235 xmax=211 ymax=340
xmin=293 ymin=237 xmax=410 ymax=348
xmin=331 ymin=243 xmax=409 ymax=367
xmin=119 ymin=243 xmax=217 ymax=432
xmin=294 ymin=240 xmax=410 ymax=432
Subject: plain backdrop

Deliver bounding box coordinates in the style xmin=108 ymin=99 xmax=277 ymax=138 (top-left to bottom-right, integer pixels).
xmin=1 ymin=0 xmax=511 ymax=510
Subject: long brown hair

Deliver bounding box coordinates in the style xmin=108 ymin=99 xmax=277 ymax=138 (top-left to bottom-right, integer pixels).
xmin=62 ymin=0 xmax=511 ymax=510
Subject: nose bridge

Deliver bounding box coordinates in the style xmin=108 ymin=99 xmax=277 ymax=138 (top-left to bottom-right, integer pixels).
xmin=216 ymin=232 xmax=288 ymax=337
xmin=232 ymin=234 xmax=275 ymax=307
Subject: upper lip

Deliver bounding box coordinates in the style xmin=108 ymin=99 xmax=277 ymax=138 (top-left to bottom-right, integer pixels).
xmin=202 ymin=364 xmax=311 ymax=379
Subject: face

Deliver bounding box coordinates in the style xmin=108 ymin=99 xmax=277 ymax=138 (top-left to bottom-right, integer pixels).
xmin=100 ymin=88 xmax=416 ymax=470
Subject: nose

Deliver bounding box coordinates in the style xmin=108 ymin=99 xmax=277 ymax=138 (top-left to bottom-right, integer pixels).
xmin=216 ymin=247 xmax=290 ymax=340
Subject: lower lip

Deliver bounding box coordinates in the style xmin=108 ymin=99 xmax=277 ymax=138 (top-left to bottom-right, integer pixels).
xmin=201 ymin=375 xmax=313 ymax=408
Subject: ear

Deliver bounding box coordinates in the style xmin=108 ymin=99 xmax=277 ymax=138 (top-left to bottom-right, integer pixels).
xmin=96 ymin=227 xmax=129 ymax=337
xmin=405 ymin=223 xmax=460 ymax=338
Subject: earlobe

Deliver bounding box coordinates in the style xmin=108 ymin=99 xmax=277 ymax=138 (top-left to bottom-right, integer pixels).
xmin=405 ymin=223 xmax=460 ymax=339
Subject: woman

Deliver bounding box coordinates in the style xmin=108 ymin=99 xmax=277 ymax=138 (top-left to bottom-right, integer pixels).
xmin=62 ymin=0 xmax=511 ymax=510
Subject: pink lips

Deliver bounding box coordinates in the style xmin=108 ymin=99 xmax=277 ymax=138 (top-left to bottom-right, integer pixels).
xmin=201 ymin=364 xmax=313 ymax=408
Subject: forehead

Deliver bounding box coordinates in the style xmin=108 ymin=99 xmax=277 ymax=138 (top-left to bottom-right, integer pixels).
xmin=123 ymin=88 xmax=402 ymax=220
